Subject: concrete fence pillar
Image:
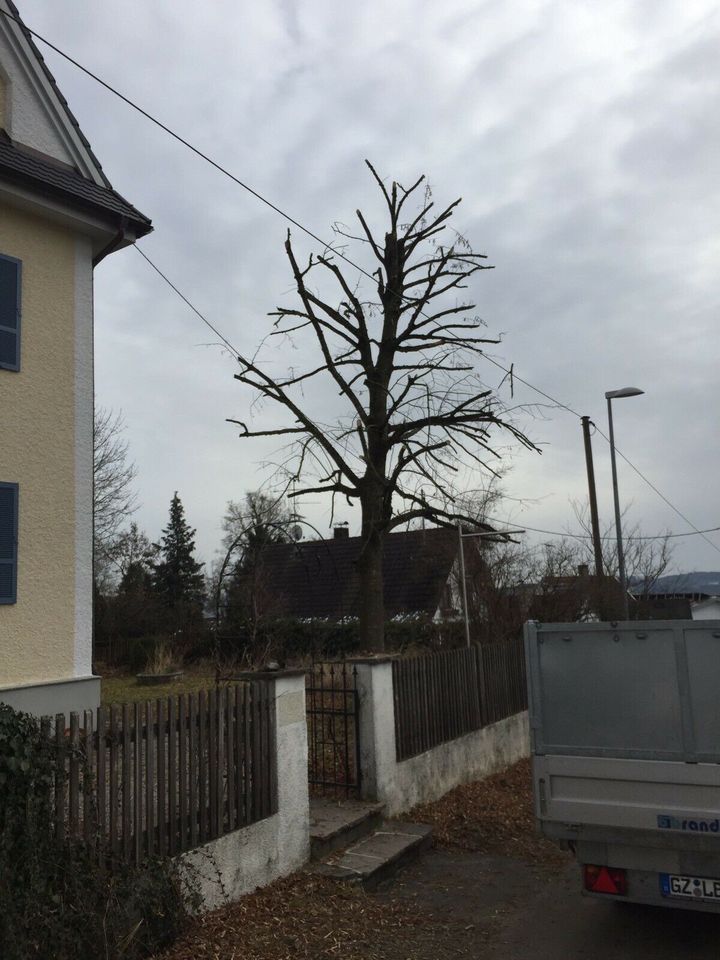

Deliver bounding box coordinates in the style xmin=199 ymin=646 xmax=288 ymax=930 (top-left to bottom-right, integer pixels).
xmin=184 ymin=669 xmax=310 ymax=910
xmin=352 ymin=658 xmax=398 ymax=806
xmin=273 ymin=670 xmax=311 ymax=870
xmin=351 ymin=656 xmax=530 ymax=818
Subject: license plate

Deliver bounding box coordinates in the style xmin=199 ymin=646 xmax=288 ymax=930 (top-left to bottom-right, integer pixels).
xmin=660 ymin=873 xmax=720 ymax=901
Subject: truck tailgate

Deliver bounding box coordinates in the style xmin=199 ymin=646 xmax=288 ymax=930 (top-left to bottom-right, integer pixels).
xmin=534 ymin=754 xmax=720 ymax=834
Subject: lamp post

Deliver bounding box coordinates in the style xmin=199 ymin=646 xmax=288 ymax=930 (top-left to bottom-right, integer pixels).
xmin=457 ymin=525 xmax=525 ymax=647
xmin=605 ymin=387 xmax=644 ymax=619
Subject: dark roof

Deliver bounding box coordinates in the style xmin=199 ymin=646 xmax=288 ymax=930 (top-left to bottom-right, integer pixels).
xmin=630 ymin=571 xmax=720 ymax=599
xmin=0 ymin=2 xmax=151 ymax=237
xmin=256 ymin=527 xmax=462 ymax=620
xmin=0 ymin=134 xmax=151 ymax=237
xmin=3 ymin=0 xmax=111 ymax=187
xmin=630 ymin=597 xmax=693 ymax=620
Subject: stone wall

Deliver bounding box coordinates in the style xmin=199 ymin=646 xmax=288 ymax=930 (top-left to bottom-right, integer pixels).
xmin=354 ymin=659 xmax=529 ymax=817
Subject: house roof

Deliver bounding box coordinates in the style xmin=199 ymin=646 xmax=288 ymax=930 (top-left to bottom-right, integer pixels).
xmin=630 ymin=571 xmax=720 ymax=599
xmin=2 ymin=0 xmax=111 ymax=187
xmin=0 ymin=2 xmax=151 ymax=238
xmin=255 ymin=527 xmax=466 ymax=620
xmin=0 ymin=134 xmax=152 ymax=237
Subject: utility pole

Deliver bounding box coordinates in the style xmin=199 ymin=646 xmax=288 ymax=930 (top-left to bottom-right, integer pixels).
xmin=581 ymin=416 xmax=604 ymax=579
xmin=457 ymin=524 xmax=471 ymax=648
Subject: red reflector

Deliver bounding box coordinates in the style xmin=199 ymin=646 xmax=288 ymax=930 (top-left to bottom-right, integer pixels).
xmin=583 ymin=864 xmax=627 ymax=896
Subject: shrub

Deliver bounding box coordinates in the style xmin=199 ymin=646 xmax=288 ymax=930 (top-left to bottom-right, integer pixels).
xmin=209 ymin=615 xmax=466 ymax=666
xmin=0 ymin=703 xmax=196 ymax=960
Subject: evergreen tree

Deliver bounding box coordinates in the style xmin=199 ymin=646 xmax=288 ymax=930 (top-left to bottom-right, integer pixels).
xmin=152 ymin=493 xmax=205 ymax=614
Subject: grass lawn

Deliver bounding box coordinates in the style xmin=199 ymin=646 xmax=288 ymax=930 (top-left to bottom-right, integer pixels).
xmin=99 ymin=664 xmax=232 ymax=706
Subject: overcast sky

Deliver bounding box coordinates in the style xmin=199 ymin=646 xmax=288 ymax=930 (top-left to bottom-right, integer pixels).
xmin=20 ymin=0 xmax=720 ymax=573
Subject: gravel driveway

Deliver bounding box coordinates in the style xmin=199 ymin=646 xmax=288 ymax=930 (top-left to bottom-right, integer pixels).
xmin=159 ymin=760 xmax=720 ymax=959
xmin=385 ymin=847 xmax=720 ymax=959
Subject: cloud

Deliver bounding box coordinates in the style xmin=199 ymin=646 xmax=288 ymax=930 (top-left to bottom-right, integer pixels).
xmin=21 ymin=0 xmax=720 ymax=570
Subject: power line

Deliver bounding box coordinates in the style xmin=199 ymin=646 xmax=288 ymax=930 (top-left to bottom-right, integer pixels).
xmin=483 ymin=516 xmax=720 ymax=543
xmin=590 ymin=423 xmax=720 ymax=555
xmin=0 ymin=5 xmax=375 ymax=279
xmin=137 ymin=246 xmax=720 ymax=552
xmin=137 ymin=240 xmax=720 ymax=555
xmin=134 ymin=246 xmax=241 ymax=357
xmin=8 ymin=5 xmax=716 ymax=555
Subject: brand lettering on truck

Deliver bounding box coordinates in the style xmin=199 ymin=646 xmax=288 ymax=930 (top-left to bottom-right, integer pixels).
xmin=657 ymin=815 xmax=720 ymax=833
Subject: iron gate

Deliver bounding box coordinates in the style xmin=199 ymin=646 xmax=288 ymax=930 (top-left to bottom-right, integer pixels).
xmin=306 ymin=662 xmax=361 ymax=798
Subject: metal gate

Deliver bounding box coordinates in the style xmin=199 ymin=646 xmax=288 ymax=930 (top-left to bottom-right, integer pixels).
xmin=306 ymin=662 xmax=361 ymax=798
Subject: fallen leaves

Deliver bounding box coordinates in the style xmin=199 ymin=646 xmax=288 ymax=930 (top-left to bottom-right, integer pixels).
xmin=155 ymin=873 xmax=470 ymax=960
xmin=156 ymin=760 xmax=562 ymax=960
xmin=403 ymin=758 xmax=567 ymax=865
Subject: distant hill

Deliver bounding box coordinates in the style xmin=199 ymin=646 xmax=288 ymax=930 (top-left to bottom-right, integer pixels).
xmin=630 ymin=571 xmax=720 ymax=598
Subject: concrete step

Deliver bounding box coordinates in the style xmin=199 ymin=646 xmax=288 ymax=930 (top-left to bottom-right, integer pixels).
xmin=313 ymin=821 xmax=432 ymax=890
xmin=309 ymin=797 xmax=385 ymax=861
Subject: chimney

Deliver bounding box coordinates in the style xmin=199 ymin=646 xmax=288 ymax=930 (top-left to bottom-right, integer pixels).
xmin=333 ymin=525 xmax=349 ymax=539
xmin=577 ymin=563 xmax=589 ymax=577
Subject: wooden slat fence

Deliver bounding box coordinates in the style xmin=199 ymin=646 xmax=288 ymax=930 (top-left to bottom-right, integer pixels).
xmin=392 ymin=637 xmax=527 ymax=761
xmin=44 ymin=681 xmax=277 ymax=864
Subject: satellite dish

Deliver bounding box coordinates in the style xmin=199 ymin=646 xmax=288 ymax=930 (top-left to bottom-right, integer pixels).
xmin=291 ymin=525 xmax=303 ymax=541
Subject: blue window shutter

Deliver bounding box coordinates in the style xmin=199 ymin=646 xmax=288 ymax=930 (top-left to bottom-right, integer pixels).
xmin=0 ymin=483 xmax=18 ymax=604
xmin=0 ymin=254 xmax=22 ymax=371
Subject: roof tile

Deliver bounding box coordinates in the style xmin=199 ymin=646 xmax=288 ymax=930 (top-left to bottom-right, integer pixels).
xmin=255 ymin=528 xmax=460 ymax=620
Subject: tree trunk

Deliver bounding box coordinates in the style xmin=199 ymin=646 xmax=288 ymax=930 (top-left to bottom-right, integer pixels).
xmin=357 ymin=488 xmax=385 ymax=653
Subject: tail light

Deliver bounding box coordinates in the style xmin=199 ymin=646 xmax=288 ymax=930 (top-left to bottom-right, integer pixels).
xmin=583 ymin=864 xmax=627 ymax=896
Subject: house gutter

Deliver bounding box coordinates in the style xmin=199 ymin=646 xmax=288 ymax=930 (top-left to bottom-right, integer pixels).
xmin=92 ymin=215 xmax=129 ymax=267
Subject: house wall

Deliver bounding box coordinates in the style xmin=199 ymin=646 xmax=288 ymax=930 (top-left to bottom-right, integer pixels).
xmin=0 ymin=69 xmax=6 ymax=129
xmin=0 ymin=201 xmax=97 ymax=713
xmin=0 ymin=11 xmax=84 ymax=171
xmin=691 ymin=601 xmax=720 ymax=621
xmin=354 ymin=659 xmax=530 ymax=817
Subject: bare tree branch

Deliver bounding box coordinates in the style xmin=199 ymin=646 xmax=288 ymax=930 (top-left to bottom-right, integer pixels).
xmin=232 ymin=162 xmax=539 ymax=650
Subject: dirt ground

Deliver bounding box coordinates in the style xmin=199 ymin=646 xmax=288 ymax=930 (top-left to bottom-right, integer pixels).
xmin=156 ymin=759 xmax=564 ymax=960
xmin=157 ymin=759 xmax=720 ymax=959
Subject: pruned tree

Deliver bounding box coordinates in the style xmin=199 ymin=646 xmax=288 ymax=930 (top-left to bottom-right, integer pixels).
xmin=230 ymin=163 xmax=536 ymax=651
xmin=93 ymin=407 xmax=138 ymax=589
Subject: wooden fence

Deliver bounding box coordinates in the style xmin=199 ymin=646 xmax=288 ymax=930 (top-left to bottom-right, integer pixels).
xmin=392 ymin=637 xmax=527 ymax=761
xmin=43 ymin=681 xmax=277 ymax=863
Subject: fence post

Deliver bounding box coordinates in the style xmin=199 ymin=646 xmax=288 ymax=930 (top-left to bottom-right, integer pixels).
xmin=272 ymin=671 xmax=310 ymax=871
xmin=350 ymin=657 xmax=398 ymax=806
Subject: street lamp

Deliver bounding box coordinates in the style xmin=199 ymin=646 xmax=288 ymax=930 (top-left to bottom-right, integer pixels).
xmin=605 ymin=386 xmax=644 ymax=619
xmin=457 ymin=525 xmax=525 ymax=647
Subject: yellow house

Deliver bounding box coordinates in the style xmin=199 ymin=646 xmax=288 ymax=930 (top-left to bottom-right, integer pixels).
xmin=0 ymin=0 xmax=151 ymax=715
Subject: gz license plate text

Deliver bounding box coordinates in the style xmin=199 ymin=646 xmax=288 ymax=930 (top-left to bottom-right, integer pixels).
xmin=660 ymin=873 xmax=720 ymax=901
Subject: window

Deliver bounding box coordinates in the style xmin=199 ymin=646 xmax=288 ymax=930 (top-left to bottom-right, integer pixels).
xmin=0 ymin=254 xmax=22 ymax=371
xmin=0 ymin=483 xmax=18 ymax=604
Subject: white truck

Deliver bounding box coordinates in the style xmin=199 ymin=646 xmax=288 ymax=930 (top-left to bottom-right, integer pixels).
xmin=525 ymin=619 xmax=720 ymax=912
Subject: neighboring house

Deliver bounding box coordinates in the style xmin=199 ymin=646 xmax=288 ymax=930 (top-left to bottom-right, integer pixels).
xmin=691 ymin=597 xmax=720 ymax=620
xmin=630 ymin=597 xmax=692 ymax=621
xmin=630 ymin=572 xmax=720 ymax=621
xmin=0 ymin=0 xmax=151 ymax=715
xmin=520 ymin=565 xmax=625 ymax=624
xmin=247 ymin=526 xmax=490 ymax=622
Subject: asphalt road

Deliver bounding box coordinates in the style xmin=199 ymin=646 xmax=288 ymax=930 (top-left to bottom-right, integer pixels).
xmin=385 ymin=849 xmax=720 ymax=959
